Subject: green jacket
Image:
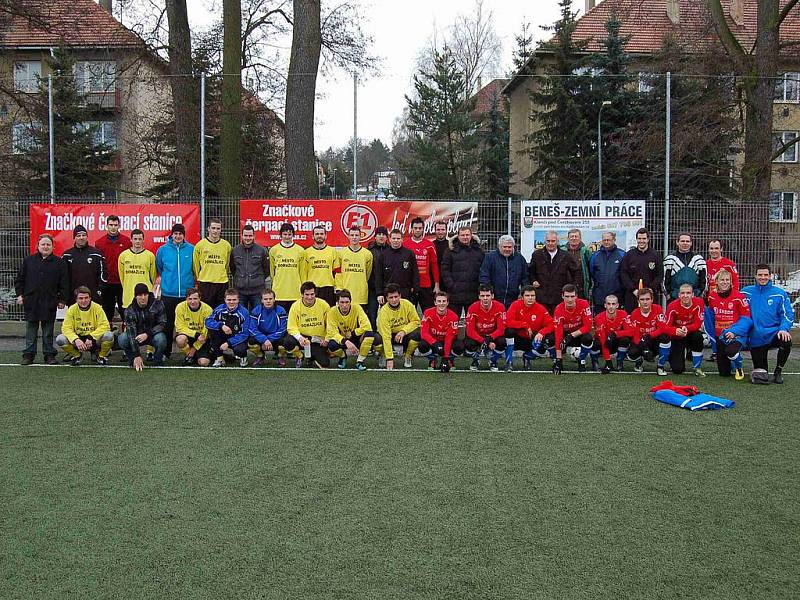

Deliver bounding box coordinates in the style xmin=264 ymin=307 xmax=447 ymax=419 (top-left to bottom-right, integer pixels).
xmin=564 ymin=243 xmax=592 ymax=299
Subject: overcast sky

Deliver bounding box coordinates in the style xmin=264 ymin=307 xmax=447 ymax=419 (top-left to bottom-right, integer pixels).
xmin=182 ymin=0 xmax=574 ymax=151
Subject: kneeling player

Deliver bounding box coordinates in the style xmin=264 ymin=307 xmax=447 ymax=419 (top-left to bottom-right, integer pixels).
xmin=56 ymin=286 xmax=114 ymax=365
xmin=465 ymin=285 xmax=506 ymax=371
xmin=664 ymin=283 xmax=706 ymax=377
xmin=326 ymin=289 xmax=379 ymax=371
xmin=205 ymin=288 xmax=251 ymax=367
xmin=419 ymin=291 xmax=462 ymax=371
xmin=285 ymin=281 xmax=330 ymax=368
xmin=594 ymin=294 xmax=633 ymax=374
xmin=504 ymin=285 xmax=553 ymax=370
xmin=625 ymin=288 xmax=671 ymax=374
xmin=174 ymin=288 xmax=213 ymax=366
xmin=248 ymin=288 xmax=288 ymax=366
xmin=376 ymin=284 xmax=421 ymax=370
xmin=550 ymin=284 xmax=594 ymax=374
xmin=707 ymin=269 xmax=751 ymax=380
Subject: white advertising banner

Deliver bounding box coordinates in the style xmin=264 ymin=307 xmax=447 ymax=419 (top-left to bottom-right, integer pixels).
xmin=520 ymin=200 xmax=646 ymax=257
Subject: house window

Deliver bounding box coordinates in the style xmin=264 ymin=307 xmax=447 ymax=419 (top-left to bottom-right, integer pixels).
xmin=75 ymin=61 xmax=116 ymax=93
xmin=774 ymin=72 xmax=800 ymax=103
xmin=12 ymin=121 xmax=41 ymax=154
xmin=77 ymin=121 xmax=117 ymax=149
xmin=770 ymin=192 xmax=797 ymax=223
xmin=773 ymin=131 xmax=799 ymax=163
xmin=14 ymin=61 xmax=41 ymax=93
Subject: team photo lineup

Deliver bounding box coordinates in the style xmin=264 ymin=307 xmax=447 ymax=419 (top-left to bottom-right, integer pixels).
xmin=14 ymin=214 xmax=794 ymax=381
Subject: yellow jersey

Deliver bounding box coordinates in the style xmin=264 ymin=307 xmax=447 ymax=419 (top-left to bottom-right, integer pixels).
xmin=193 ymin=237 xmax=231 ymax=283
xmin=61 ymin=301 xmax=110 ymax=342
xmin=376 ymin=299 xmax=421 ymax=359
xmin=174 ymin=300 xmax=212 ymax=349
xmin=326 ymin=303 xmax=372 ymax=343
xmin=118 ymin=248 xmax=157 ymax=307
xmin=269 ymin=243 xmax=305 ymax=301
xmin=287 ymin=298 xmax=330 ymax=338
xmin=336 ymin=246 xmax=373 ymax=305
xmin=302 ymin=245 xmax=338 ymax=288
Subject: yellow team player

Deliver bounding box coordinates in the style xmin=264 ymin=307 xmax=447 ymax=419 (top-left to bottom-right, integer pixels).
xmin=336 ymin=225 xmax=372 ymax=307
xmin=55 ymin=286 xmax=114 ymax=365
xmin=302 ymin=225 xmax=338 ymax=306
xmin=376 ymin=283 xmax=421 ymax=370
xmin=174 ymin=287 xmax=213 ymax=366
xmin=269 ymin=222 xmax=305 ymax=312
xmin=326 ymin=289 xmax=377 ymax=371
xmin=193 ymin=217 xmax=232 ymax=309
xmin=119 ymin=228 xmax=157 ymax=308
xmin=286 ymin=281 xmax=330 ymax=368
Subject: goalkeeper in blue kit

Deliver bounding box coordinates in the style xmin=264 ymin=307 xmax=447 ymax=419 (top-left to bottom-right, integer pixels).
xmin=205 ymin=288 xmax=251 ymax=367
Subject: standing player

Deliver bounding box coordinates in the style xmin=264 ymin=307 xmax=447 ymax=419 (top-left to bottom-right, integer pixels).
xmin=624 ymin=288 xmax=671 ymax=374
xmin=326 ymin=289 xmax=377 ymax=371
xmin=465 ymin=285 xmax=506 ymax=371
xmin=706 ymin=239 xmax=739 ymax=295
xmin=404 ymin=217 xmax=440 ymax=311
xmin=156 ymin=223 xmax=195 ymax=360
xmin=205 ymin=288 xmax=251 ymax=367
xmin=550 ymin=284 xmax=594 ymax=374
xmin=269 ymin=223 xmax=305 ymax=313
xmin=337 ymin=226 xmax=373 ymax=312
xmin=663 ymin=233 xmax=706 ymax=300
xmin=706 ymin=270 xmax=750 ymax=380
xmin=55 ymin=286 xmax=114 ymax=365
xmin=248 ymin=288 xmax=288 ymax=367
xmin=62 ymin=225 xmax=106 ymax=303
xmin=419 ymin=291 xmax=461 ymax=371
xmin=96 ymin=215 xmax=131 ymax=324
xmin=504 ymin=285 xmax=554 ymax=371
xmin=285 ymin=281 xmax=331 ymax=368
xmin=193 ymin=217 xmax=232 ymax=309
xmin=118 ymin=229 xmax=157 ymax=310
xmin=663 ymin=283 xmax=707 ymax=377
xmin=619 ymin=227 xmax=663 ymax=312
xmin=303 ymin=225 xmax=338 ymax=306
xmin=174 ymin=287 xmax=212 ymax=366
xmin=593 ymin=294 xmax=633 ymax=374
xmin=376 ymin=284 xmax=421 ymax=370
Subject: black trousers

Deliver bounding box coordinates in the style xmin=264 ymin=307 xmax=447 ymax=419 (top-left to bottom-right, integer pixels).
xmin=208 ymin=329 xmax=248 ymax=359
xmin=161 ymin=295 xmax=182 ymax=358
xmin=101 ymin=283 xmax=125 ymax=323
xmin=669 ymin=330 xmax=704 ymax=374
xmin=198 ymin=282 xmax=228 ymax=310
xmin=715 ymin=337 xmax=743 ymax=376
xmin=418 ymin=338 xmax=465 ymax=357
xmin=416 ymin=287 xmax=435 ymax=312
xmin=316 ymin=286 xmax=336 ymax=307
xmin=464 ymin=336 xmax=506 ymax=354
xmin=283 ymin=335 xmax=331 ymax=367
xmin=627 ymin=334 xmax=671 ymax=361
xmin=750 ymin=333 xmax=792 ymax=371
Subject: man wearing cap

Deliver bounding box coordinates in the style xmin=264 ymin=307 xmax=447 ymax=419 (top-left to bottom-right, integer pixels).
xmin=118 ymin=282 xmax=168 ymax=370
xmin=156 ymin=223 xmax=195 ymax=359
xmin=62 ymin=225 xmax=106 ymax=304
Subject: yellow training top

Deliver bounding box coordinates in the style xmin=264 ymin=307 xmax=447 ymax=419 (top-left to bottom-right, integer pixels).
xmin=118 ymin=248 xmax=157 ymax=307
xmin=336 ymin=246 xmax=373 ymax=305
xmin=193 ymin=237 xmax=231 ymax=283
xmin=287 ymin=298 xmax=330 ymax=339
xmin=269 ymin=243 xmax=305 ymax=301
xmin=174 ymin=300 xmax=213 ymax=349
xmin=302 ymin=245 xmax=338 ymax=288
xmin=326 ymin=303 xmax=372 ymax=343
xmin=61 ymin=301 xmax=110 ymax=342
xmin=376 ymin=299 xmax=420 ymax=360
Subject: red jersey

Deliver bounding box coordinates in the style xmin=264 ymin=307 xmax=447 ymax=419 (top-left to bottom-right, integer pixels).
xmin=707 ymin=256 xmax=739 ymax=294
xmin=421 ymin=307 xmax=459 ymax=356
xmin=95 ymin=233 xmax=132 ymax=284
xmin=594 ymin=309 xmax=634 ymax=360
xmin=707 ymin=290 xmax=750 ymax=337
xmin=404 ymin=237 xmax=440 ymax=289
xmin=505 ymin=299 xmax=554 ymax=339
xmin=625 ymin=305 xmax=666 ymax=344
xmin=465 ymin=300 xmax=505 ymax=342
xmin=664 ymin=297 xmax=705 ymax=336
xmin=553 ymin=298 xmax=593 ymax=347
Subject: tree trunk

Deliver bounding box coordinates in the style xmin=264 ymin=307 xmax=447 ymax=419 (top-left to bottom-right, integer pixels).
xmin=165 ymin=0 xmax=200 ymax=198
xmin=285 ymin=0 xmax=321 ymax=198
xmin=221 ymin=0 xmax=242 ymax=199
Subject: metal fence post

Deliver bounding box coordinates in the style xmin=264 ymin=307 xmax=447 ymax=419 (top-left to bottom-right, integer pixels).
xmin=507 ymin=197 xmax=512 ymax=236
xmin=663 ymin=72 xmax=671 ymax=261
xmin=200 ymin=72 xmax=206 ymax=230
xmin=48 ymin=74 xmax=55 ymax=204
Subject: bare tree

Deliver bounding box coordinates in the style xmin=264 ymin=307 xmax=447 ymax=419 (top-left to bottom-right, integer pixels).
xmin=449 ymin=0 xmax=501 ymax=97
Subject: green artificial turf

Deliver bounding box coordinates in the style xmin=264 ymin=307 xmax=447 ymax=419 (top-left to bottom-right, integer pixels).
xmin=1 ymin=366 xmax=798 ymax=599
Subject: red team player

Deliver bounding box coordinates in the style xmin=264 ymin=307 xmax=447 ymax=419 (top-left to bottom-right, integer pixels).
xmin=706 ymin=269 xmax=751 ymax=379
xmin=663 ymin=283 xmax=707 ymax=377
xmin=419 ymin=291 xmax=461 ymax=370
xmin=405 ymin=217 xmax=440 ymax=311
xmin=706 ymin=239 xmax=739 ymax=294
xmin=624 ymin=287 xmax=671 ymax=374
xmin=504 ymin=285 xmax=554 ymax=371
xmin=550 ymin=284 xmax=594 ymax=374
xmin=465 ymin=285 xmax=506 ymax=371
xmin=593 ymin=294 xmax=634 ymax=374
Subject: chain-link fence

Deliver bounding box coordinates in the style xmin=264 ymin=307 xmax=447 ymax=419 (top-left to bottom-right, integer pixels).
xmin=2 ymin=196 xmax=798 ymax=322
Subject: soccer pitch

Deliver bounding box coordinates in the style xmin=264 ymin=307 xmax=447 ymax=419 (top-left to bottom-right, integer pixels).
xmin=1 ymin=364 xmax=798 ymax=599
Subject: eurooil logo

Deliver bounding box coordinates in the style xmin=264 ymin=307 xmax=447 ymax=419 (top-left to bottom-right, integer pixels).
xmin=341 ymin=204 xmax=379 ymax=242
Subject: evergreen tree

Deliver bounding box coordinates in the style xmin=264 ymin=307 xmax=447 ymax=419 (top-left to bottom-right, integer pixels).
xmin=13 ymin=46 xmax=118 ymax=197
xmin=511 ymin=21 xmax=535 ymax=75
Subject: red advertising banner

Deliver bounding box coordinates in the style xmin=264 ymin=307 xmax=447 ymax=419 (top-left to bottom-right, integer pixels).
xmin=29 ymin=203 xmax=201 ymax=254
xmin=240 ymin=199 xmax=479 ymax=247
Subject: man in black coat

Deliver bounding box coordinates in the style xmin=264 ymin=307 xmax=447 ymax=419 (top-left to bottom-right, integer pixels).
xmin=441 ymin=226 xmax=485 ymax=318
xmin=619 ymin=227 xmax=663 ymax=312
xmin=15 ymin=234 xmax=69 ymax=365
xmin=367 ymin=226 xmax=391 ymax=324
xmin=375 ymin=228 xmax=419 ymax=306
xmin=61 ymin=225 xmax=106 ymax=304
xmin=528 ymin=230 xmax=580 ymax=314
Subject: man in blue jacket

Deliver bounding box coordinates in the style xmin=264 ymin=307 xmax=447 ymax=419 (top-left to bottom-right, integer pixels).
xmin=248 ymin=288 xmax=289 ymax=367
xmin=589 ymin=232 xmax=625 ymax=316
xmin=479 ymin=235 xmax=528 ymax=309
xmin=741 ymin=264 xmax=794 ymax=384
xmin=205 ymin=288 xmax=251 ymax=367
xmin=156 ymin=223 xmax=195 ymax=359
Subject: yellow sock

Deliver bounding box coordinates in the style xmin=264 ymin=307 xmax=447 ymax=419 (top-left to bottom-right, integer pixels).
xmin=99 ymin=341 xmax=113 ymax=358
xmin=63 ymin=343 xmax=80 ymax=358
xmin=405 ymin=340 xmax=419 ymax=357
xmin=359 ymin=336 xmax=375 ymax=358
